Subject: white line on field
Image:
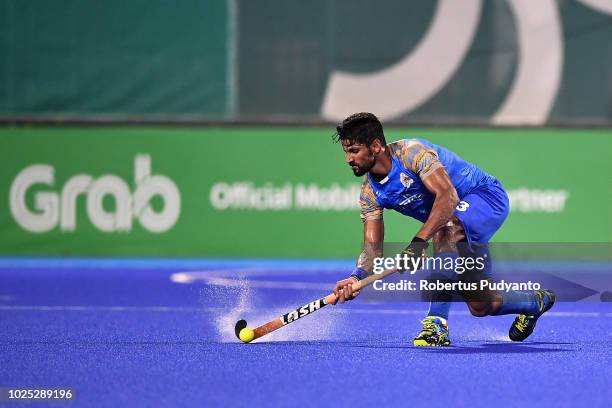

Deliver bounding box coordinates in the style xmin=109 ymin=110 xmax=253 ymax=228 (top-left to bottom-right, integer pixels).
xmin=0 ymin=305 xmax=208 ymax=312
xmin=0 ymin=305 xmax=609 ymax=318
xmin=171 ymin=272 xmax=331 ymax=289
xmin=203 ymin=277 xmax=329 ymax=290
xmin=170 ymin=269 xmax=335 ymax=284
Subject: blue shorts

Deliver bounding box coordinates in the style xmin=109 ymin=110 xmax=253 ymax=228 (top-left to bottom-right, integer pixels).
xmin=453 ymin=179 xmax=509 ymax=244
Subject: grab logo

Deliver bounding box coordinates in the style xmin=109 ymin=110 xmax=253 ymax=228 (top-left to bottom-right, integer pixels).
xmin=9 ymin=155 xmax=181 ymax=233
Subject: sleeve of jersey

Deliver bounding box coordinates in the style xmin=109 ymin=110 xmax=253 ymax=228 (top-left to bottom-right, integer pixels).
xmin=359 ymin=180 xmax=383 ymax=223
xmin=397 ymin=141 xmax=443 ymax=178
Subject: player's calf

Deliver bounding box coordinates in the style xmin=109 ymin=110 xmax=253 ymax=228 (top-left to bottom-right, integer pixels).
xmin=467 ymin=301 xmax=497 ymax=317
xmin=460 ymin=281 xmax=503 ymax=317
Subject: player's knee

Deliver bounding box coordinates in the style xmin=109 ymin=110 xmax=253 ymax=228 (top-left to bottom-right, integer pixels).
xmin=433 ymin=229 xmax=457 ymax=253
xmin=433 ymin=218 xmax=466 ymax=254
xmin=467 ymin=301 xmax=493 ymax=317
xmin=448 ymin=217 xmax=466 ymax=243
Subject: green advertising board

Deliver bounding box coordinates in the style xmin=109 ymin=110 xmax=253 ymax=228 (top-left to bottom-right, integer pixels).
xmin=0 ymin=127 xmax=610 ymax=258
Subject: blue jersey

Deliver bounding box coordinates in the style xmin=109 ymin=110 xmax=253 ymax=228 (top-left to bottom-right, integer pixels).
xmin=360 ymin=139 xmax=496 ymax=224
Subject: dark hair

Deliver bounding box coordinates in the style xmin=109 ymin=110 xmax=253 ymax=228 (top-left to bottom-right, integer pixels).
xmin=333 ymin=112 xmax=386 ymax=146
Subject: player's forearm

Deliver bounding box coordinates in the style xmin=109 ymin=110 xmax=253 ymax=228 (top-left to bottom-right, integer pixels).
xmin=351 ymin=219 xmax=384 ymax=279
xmin=417 ymin=190 xmax=459 ymax=240
xmin=354 ymin=243 xmax=383 ymax=277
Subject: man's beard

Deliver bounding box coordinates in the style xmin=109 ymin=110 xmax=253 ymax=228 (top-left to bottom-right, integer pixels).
xmin=350 ymin=157 xmax=375 ymax=176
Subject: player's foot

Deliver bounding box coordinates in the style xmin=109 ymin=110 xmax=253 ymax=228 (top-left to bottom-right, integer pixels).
xmin=413 ymin=316 xmax=450 ymax=346
xmin=509 ymin=289 xmax=556 ymax=342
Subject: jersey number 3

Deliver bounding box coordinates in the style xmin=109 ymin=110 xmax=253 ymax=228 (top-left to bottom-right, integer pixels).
xmin=456 ymin=201 xmax=470 ymax=212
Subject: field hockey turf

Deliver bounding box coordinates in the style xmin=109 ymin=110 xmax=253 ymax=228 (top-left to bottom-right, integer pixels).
xmin=1 ymin=258 xmax=610 ymax=407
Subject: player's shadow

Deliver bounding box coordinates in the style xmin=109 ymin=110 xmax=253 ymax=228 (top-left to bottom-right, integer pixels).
xmin=249 ymin=341 xmax=574 ymax=354
xmin=416 ymin=341 xmax=574 ymax=354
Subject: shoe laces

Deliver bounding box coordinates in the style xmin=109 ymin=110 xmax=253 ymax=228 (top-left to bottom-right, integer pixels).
xmin=515 ymin=315 xmax=530 ymax=332
xmin=420 ymin=319 xmax=440 ymax=335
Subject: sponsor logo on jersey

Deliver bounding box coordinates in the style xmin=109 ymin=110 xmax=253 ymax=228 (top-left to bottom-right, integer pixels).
xmin=399 ymin=193 xmax=424 ymax=206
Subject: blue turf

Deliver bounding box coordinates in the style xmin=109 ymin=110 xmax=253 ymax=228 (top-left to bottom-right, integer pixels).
xmin=1 ymin=259 xmax=611 ymax=407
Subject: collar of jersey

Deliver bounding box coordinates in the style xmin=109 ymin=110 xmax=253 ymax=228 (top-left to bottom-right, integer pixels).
xmin=368 ymin=155 xmax=398 ymax=185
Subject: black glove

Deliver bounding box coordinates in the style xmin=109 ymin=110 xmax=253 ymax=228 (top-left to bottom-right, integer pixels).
xmin=399 ymin=237 xmax=429 ymax=273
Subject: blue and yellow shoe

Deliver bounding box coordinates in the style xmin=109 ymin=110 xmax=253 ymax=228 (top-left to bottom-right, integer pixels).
xmin=509 ymin=289 xmax=556 ymax=342
xmin=413 ymin=316 xmax=450 ymax=346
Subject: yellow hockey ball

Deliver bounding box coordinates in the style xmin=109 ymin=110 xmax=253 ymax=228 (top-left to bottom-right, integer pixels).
xmin=239 ymin=328 xmax=255 ymax=343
